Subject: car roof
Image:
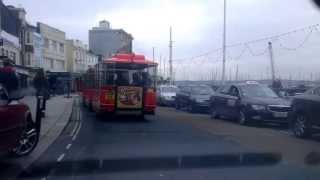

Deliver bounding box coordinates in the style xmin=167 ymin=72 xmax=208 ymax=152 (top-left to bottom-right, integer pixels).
xmin=159 ymin=85 xmax=177 ymax=88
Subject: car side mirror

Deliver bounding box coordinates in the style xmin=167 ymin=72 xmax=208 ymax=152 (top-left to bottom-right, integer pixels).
xmin=233 ymin=94 xmax=241 ymax=100
xmin=8 ymin=90 xmax=24 ymax=101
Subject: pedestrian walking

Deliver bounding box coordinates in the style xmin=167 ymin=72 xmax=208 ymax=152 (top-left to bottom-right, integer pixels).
xmin=33 ymin=69 xmax=49 ymax=116
xmin=48 ymin=75 xmax=57 ymax=96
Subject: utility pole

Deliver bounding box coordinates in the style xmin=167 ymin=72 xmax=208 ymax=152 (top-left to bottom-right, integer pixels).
xmin=235 ymin=64 xmax=239 ymax=81
xmin=216 ymin=69 xmax=219 ymax=81
xmin=268 ymin=42 xmax=276 ymax=82
xmin=163 ymin=58 xmax=166 ymax=79
xmin=221 ymin=0 xmax=227 ymax=85
xmin=152 ymin=47 xmax=155 ymax=62
xmin=159 ymin=54 xmax=162 ymax=77
xmin=169 ymin=27 xmax=173 ymax=85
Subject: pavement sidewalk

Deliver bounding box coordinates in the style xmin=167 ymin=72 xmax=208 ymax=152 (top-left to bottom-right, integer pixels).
xmin=2 ymin=95 xmax=75 ymax=178
xmin=21 ymin=95 xmax=74 ymax=138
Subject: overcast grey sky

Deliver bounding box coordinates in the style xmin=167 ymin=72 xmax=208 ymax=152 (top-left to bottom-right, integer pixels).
xmin=3 ymin=0 xmax=320 ymax=80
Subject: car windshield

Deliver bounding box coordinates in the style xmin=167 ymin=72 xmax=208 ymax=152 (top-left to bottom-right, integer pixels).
xmin=241 ymin=85 xmax=279 ymax=98
xmin=2 ymin=0 xmax=320 ymax=179
xmin=191 ymin=86 xmax=213 ymax=95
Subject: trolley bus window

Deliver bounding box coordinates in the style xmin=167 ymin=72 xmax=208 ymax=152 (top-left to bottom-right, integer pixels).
xmin=116 ymin=71 xmax=130 ymax=86
xmin=103 ymin=69 xmax=156 ymax=87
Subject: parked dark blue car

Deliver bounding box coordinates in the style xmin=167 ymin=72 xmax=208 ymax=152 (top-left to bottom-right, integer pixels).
xmin=210 ymin=82 xmax=291 ymax=125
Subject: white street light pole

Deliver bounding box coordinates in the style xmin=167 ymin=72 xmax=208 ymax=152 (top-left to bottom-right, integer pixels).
xmin=268 ymin=42 xmax=276 ymax=82
xmin=169 ymin=27 xmax=173 ymax=85
xmin=152 ymin=47 xmax=155 ymax=62
xmin=221 ymin=0 xmax=227 ymax=85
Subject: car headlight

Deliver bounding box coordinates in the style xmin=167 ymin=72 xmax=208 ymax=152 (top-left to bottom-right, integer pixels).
xmin=251 ymin=104 xmax=266 ymax=111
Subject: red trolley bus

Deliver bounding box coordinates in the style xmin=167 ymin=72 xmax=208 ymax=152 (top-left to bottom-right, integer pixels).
xmin=81 ymin=53 xmax=157 ymax=118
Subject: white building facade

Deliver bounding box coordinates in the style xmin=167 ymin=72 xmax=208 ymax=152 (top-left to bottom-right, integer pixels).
xmin=32 ymin=32 xmax=44 ymax=68
xmin=37 ymin=22 xmax=66 ymax=72
xmin=66 ymin=39 xmax=98 ymax=73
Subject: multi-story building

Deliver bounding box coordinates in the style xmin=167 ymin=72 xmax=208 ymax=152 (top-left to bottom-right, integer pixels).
xmin=0 ymin=1 xmax=21 ymax=64
xmin=86 ymin=50 xmax=98 ymax=68
xmin=37 ymin=22 xmax=66 ymax=72
xmin=1 ymin=2 xmax=44 ymax=69
xmin=21 ymin=24 xmax=44 ymax=68
xmin=66 ymin=39 xmax=98 ymax=73
xmin=32 ymin=30 xmax=44 ymax=68
xmin=89 ymin=20 xmax=133 ymax=58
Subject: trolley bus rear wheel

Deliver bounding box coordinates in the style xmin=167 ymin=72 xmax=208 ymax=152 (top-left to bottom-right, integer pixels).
xmin=138 ymin=114 xmax=145 ymax=121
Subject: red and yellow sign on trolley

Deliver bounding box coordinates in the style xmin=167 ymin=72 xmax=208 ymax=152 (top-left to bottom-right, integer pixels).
xmin=117 ymin=86 xmax=143 ymax=109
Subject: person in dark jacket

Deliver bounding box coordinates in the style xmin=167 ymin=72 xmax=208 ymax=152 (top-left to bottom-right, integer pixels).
xmin=0 ymin=57 xmax=19 ymax=93
xmin=33 ymin=69 xmax=49 ymax=117
xmin=48 ymin=75 xmax=57 ymax=96
xmin=33 ymin=69 xmax=49 ymax=98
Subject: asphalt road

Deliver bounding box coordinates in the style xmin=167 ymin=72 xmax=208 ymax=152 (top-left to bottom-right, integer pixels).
xmin=15 ymin=105 xmax=320 ymax=180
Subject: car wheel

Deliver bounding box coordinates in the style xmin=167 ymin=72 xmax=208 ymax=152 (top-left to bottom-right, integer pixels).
xmin=188 ymin=103 xmax=195 ymax=113
xmin=12 ymin=117 xmax=39 ymax=156
xmin=175 ymin=101 xmax=180 ymax=110
xmin=138 ymin=114 xmax=145 ymax=121
xmin=292 ymin=113 xmax=311 ymax=138
xmin=210 ymin=106 xmax=219 ymax=119
xmin=238 ymin=110 xmax=249 ymax=125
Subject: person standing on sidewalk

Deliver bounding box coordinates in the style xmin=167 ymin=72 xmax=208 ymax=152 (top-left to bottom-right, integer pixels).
xmin=33 ymin=69 xmax=49 ymax=117
xmin=0 ymin=57 xmax=19 ymax=94
xmin=48 ymin=75 xmax=57 ymax=96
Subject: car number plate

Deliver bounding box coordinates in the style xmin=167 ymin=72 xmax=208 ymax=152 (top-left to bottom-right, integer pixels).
xmin=273 ymin=112 xmax=288 ymax=118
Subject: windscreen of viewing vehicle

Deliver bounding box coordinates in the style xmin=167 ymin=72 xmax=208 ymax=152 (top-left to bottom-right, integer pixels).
xmin=2 ymin=0 xmax=320 ymax=179
xmin=241 ymin=85 xmax=279 ymax=98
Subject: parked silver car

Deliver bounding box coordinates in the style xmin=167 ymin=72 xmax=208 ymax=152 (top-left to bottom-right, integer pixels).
xmin=157 ymin=85 xmax=178 ymax=106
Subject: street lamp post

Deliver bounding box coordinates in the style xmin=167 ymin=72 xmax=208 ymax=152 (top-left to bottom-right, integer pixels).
xmin=221 ymin=0 xmax=227 ymax=85
xmin=152 ymin=47 xmax=155 ymax=62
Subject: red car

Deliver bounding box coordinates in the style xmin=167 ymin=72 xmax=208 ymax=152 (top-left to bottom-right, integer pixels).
xmin=0 ymin=85 xmax=38 ymax=156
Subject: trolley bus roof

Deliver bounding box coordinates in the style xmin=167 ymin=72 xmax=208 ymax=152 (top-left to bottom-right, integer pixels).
xmin=103 ymin=53 xmax=157 ymax=67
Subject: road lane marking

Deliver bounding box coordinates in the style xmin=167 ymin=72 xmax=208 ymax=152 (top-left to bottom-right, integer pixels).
xmin=279 ymin=130 xmax=292 ymax=135
xmin=57 ymin=154 xmax=65 ymax=162
xmin=66 ymin=143 xmax=72 ymax=150
xmin=72 ymin=120 xmax=82 ymax=141
xmin=70 ymin=121 xmax=78 ymax=136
